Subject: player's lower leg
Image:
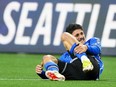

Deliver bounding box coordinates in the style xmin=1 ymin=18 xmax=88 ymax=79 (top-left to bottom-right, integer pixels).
xmin=70 ymin=43 xmax=94 ymax=72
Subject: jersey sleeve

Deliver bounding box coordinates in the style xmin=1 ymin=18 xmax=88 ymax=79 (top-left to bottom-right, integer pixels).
xmin=37 ymin=71 xmax=48 ymax=79
xmin=85 ymin=37 xmax=101 ymax=55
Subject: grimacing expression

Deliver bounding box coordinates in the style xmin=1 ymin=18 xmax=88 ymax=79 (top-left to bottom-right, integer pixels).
xmin=72 ymin=29 xmax=86 ymax=44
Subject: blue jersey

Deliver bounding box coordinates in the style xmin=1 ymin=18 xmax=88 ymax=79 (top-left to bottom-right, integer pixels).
xmin=59 ymin=37 xmax=104 ymax=75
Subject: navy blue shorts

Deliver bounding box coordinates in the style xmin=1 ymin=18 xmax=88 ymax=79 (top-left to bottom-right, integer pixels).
xmin=58 ymin=55 xmax=100 ymax=80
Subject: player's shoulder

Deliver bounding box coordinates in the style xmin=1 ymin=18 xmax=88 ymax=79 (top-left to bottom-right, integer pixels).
xmin=86 ymin=37 xmax=100 ymax=44
xmin=87 ymin=37 xmax=100 ymax=42
xmin=89 ymin=37 xmax=100 ymax=40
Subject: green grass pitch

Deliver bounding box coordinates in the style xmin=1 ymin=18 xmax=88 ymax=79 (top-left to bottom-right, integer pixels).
xmin=0 ymin=53 xmax=116 ymax=87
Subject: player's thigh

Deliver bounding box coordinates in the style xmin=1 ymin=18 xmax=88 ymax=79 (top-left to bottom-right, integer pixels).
xmin=61 ymin=32 xmax=79 ymax=50
xmin=58 ymin=59 xmax=86 ymax=80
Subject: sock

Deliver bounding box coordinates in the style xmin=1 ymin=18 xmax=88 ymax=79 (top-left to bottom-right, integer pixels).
xmin=76 ymin=53 xmax=91 ymax=63
xmin=69 ymin=43 xmax=90 ymax=62
xmin=44 ymin=61 xmax=59 ymax=72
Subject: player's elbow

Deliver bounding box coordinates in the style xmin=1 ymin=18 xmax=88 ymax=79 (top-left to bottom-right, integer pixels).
xmin=87 ymin=45 xmax=101 ymax=55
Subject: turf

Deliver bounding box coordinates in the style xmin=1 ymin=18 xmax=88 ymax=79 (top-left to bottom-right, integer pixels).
xmin=0 ymin=53 xmax=116 ymax=87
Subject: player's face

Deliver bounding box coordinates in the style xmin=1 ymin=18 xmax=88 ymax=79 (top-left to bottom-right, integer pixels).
xmin=72 ymin=29 xmax=86 ymax=44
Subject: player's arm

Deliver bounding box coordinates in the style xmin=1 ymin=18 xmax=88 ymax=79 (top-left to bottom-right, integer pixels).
xmin=36 ymin=64 xmax=48 ymax=79
xmin=85 ymin=38 xmax=101 ymax=55
xmin=61 ymin=32 xmax=87 ymax=54
xmin=36 ymin=71 xmax=48 ymax=79
xmin=74 ymin=43 xmax=88 ymax=54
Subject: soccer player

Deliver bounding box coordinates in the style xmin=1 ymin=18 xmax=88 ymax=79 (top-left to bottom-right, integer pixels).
xmin=36 ymin=24 xmax=104 ymax=81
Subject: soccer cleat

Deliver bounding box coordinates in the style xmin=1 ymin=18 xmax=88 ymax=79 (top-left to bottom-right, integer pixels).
xmin=82 ymin=60 xmax=94 ymax=72
xmin=45 ymin=70 xmax=65 ymax=81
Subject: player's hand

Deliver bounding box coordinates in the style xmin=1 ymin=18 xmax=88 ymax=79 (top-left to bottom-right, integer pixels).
xmin=74 ymin=43 xmax=87 ymax=54
xmin=35 ymin=64 xmax=43 ymax=74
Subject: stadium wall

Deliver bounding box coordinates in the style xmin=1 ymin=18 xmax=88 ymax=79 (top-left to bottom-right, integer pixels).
xmin=0 ymin=0 xmax=116 ymax=55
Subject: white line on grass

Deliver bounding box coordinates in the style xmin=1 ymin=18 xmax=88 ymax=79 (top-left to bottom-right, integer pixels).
xmin=0 ymin=78 xmax=45 ymax=81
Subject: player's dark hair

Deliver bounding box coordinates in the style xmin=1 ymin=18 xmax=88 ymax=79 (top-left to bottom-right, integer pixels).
xmin=66 ymin=23 xmax=83 ymax=34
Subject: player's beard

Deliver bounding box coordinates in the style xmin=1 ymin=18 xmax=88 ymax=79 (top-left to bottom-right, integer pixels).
xmin=79 ymin=37 xmax=85 ymax=44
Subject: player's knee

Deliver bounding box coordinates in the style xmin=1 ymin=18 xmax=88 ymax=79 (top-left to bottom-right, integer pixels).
xmin=43 ymin=55 xmax=52 ymax=60
xmin=61 ymin=32 xmax=69 ymax=42
xmin=43 ymin=55 xmax=58 ymax=64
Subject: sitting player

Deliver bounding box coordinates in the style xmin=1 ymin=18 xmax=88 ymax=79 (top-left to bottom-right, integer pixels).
xmin=35 ymin=24 xmax=104 ymax=81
